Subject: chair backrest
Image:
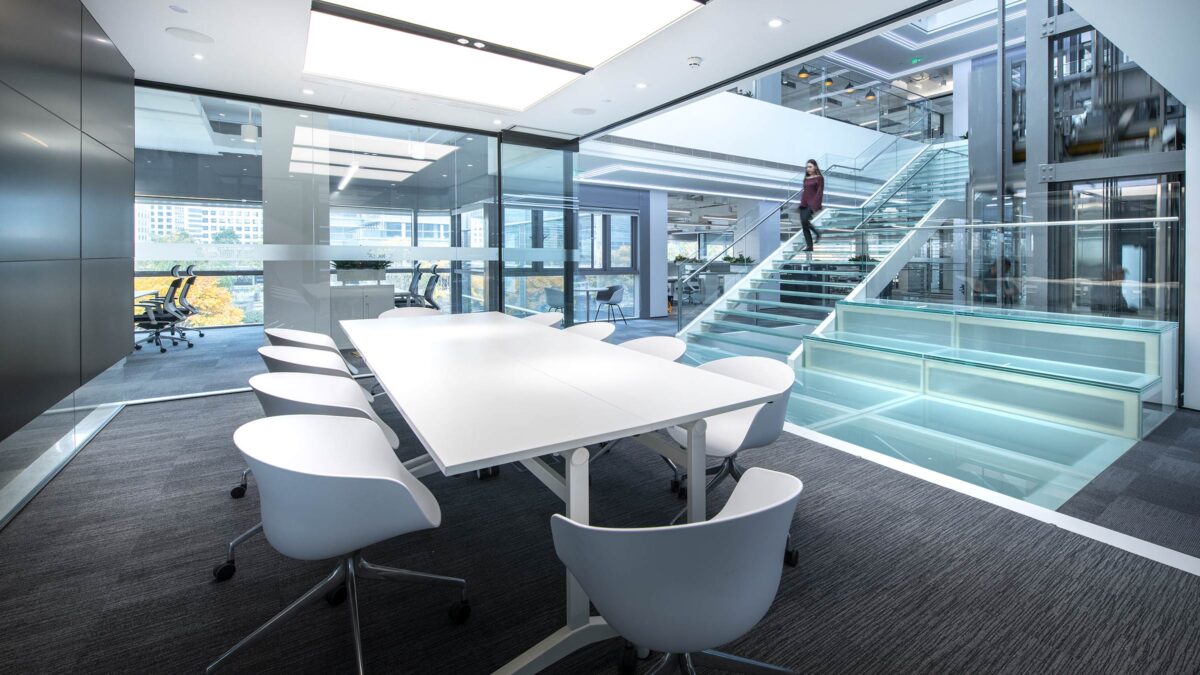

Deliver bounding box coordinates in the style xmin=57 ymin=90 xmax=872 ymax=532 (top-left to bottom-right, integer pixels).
xmin=178 ymin=272 xmax=198 ymax=309
xmin=169 ymin=264 xmax=182 ymax=278
xmin=522 ymin=311 xmax=562 ymax=327
xmin=258 ymin=345 xmax=352 ymax=380
xmin=379 ymin=307 xmax=441 ymax=319
xmin=249 ymin=372 xmax=400 ymax=449
xmin=699 ymin=356 xmax=795 ymax=450
xmin=422 ymin=270 xmax=440 ymax=308
xmin=407 ymin=263 xmax=422 ymax=295
xmin=551 ymin=467 xmax=803 ymax=654
xmin=264 ymin=327 xmax=340 ymax=354
xmin=544 ymin=287 xmax=565 ymax=308
xmin=563 ymin=321 xmax=615 ymax=341
xmin=603 ymin=285 xmax=624 ymax=304
xmin=620 ymin=336 xmax=686 ymax=362
xmin=162 ymin=276 xmax=183 ymax=311
xmin=233 ymin=415 xmax=441 ymax=560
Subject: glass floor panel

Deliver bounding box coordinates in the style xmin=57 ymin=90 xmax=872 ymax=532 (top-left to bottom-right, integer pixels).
xmin=789 ymin=376 xmax=1136 ymax=510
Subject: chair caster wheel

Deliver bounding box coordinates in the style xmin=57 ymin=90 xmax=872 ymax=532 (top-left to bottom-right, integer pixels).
xmin=134 ymin=344 xmax=142 ymax=350
xmin=199 ymin=331 xmax=205 ymax=337
xmin=230 ymin=484 xmax=247 ymax=499
xmin=448 ymin=598 xmax=471 ymax=624
xmin=784 ymin=548 xmax=799 ymax=567
xmin=677 ymin=486 xmax=687 ymax=500
xmin=213 ymin=561 xmax=236 ymax=581
xmin=669 ymin=479 xmax=680 ymax=493
xmin=325 ymin=583 xmax=347 ymax=607
xmin=618 ymin=641 xmax=637 ymax=673
xmin=159 ymin=347 xmax=167 ymax=353
xmin=187 ymin=342 xmax=194 ymax=348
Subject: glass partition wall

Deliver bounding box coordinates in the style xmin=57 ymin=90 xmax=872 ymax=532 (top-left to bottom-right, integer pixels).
xmin=83 ymin=86 xmax=502 ymax=403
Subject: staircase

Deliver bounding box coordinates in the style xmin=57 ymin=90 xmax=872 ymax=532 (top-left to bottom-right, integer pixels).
xmin=679 ymin=141 xmax=969 ymax=363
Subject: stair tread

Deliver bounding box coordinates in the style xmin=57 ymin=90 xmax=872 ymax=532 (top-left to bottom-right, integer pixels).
xmin=687 ymin=331 xmax=795 ymax=356
xmin=700 ymin=320 xmax=813 ymax=339
xmin=714 ymin=308 xmax=823 ymax=325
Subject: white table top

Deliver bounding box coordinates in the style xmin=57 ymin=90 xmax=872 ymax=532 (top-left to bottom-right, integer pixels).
xmin=341 ymin=312 xmax=776 ymax=475
xmin=134 ymin=289 xmax=157 ymax=299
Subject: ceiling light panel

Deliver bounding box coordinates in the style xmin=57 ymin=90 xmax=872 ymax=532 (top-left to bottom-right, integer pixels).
xmin=290 ymin=147 xmax=432 ymax=173
xmin=293 ymin=126 xmax=457 ymax=160
xmin=304 ymin=12 xmax=579 ymax=111
xmin=320 ymin=0 xmax=701 ymax=68
xmin=289 ymin=161 xmax=413 ymax=182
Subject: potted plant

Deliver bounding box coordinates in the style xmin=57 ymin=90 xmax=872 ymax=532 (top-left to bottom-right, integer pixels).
xmin=722 ymin=253 xmax=756 ymax=272
xmin=332 ymin=259 xmax=391 ymax=283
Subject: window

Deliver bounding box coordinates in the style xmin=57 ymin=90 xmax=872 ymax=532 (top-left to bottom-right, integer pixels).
xmin=577 ymin=211 xmax=637 ymax=273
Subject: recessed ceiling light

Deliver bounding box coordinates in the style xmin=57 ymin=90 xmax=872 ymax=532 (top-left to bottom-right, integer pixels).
xmin=299 ymin=113 xmax=309 ymax=118
xmin=442 ymin=173 xmax=448 ymax=177
xmin=767 ymin=18 xmax=784 ymax=28
xmin=165 ymin=26 xmax=213 ymax=43
xmin=318 ymin=0 xmax=702 ymax=68
xmin=467 ymin=163 xmax=473 ymax=167
xmin=291 ymin=147 xmax=432 ymax=172
xmin=218 ymin=112 xmax=226 ymax=117
xmin=169 ymin=4 xmax=188 ymax=13
xmin=635 ymin=82 xmax=647 ymax=89
xmin=473 ymin=41 xmax=485 ymax=48
xmin=301 ymin=88 xmax=315 ymax=95
xmin=303 ymin=14 xmax=577 ymax=111
xmin=492 ymin=119 xmax=502 ymax=125
xmin=293 ymin=127 xmax=457 ymax=161
xmin=192 ymin=53 xmax=204 ymax=60
xmin=465 ymin=136 xmax=473 ymax=141
xmin=457 ymin=38 xmax=469 ymax=44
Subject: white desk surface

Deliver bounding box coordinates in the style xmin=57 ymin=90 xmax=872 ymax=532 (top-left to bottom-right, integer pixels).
xmin=341 ymin=312 xmax=775 ymax=475
xmin=134 ymin=289 xmax=156 ymax=299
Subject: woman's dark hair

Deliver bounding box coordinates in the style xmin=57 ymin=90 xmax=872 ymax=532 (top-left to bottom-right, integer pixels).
xmin=805 ymin=159 xmax=822 ymax=176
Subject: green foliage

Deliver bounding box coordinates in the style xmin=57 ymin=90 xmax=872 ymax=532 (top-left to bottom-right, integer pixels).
xmin=211 ymin=228 xmax=240 ymax=244
xmin=722 ymin=253 xmax=756 ymax=264
xmin=673 ymin=254 xmax=701 ymax=263
xmin=332 ymin=260 xmax=391 ymax=270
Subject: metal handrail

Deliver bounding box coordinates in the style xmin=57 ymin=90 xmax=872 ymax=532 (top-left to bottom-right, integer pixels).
xmin=826 ymin=215 xmax=1179 ymax=235
xmin=851 ymin=147 xmax=946 ymax=231
xmin=825 ymin=113 xmax=931 ymax=175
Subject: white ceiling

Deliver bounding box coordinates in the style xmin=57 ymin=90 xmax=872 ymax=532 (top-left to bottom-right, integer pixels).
xmin=83 ymin=0 xmax=934 ymax=138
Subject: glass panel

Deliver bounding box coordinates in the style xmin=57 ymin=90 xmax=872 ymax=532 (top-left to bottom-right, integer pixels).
xmin=578 ymin=213 xmax=595 ymax=269
xmin=609 ymin=214 xmax=633 ymax=268
xmin=500 ymin=141 xmax=574 ymax=318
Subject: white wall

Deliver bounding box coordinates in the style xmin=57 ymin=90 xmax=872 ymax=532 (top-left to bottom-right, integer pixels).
xmin=616 ymin=92 xmax=901 ymax=168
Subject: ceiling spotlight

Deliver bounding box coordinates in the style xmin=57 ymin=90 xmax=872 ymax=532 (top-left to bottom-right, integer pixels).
xmin=492 ymin=119 xmax=502 ymax=125
xmin=301 ymin=88 xmax=315 ymax=96
xmin=865 ymin=89 xmax=876 ymax=101
xmin=473 ymin=41 xmax=485 ymax=49
xmin=635 ymin=82 xmax=647 ymax=89
xmin=442 ymin=174 xmax=448 ymax=178
xmin=767 ymin=18 xmax=784 ymax=28
xmin=823 ymin=77 xmax=834 ymax=87
xmin=456 ymin=38 xmax=469 ymax=44
xmin=192 ymin=53 xmax=204 ymax=60
xmin=797 ymin=67 xmax=811 ymax=79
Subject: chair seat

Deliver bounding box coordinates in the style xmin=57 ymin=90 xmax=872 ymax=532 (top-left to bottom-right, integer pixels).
xmin=666 ymin=408 xmax=759 ymax=458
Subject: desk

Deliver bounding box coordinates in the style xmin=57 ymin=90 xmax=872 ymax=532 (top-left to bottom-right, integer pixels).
xmin=340 ymin=312 xmax=775 ymax=674
xmin=134 ymin=289 xmax=156 ymax=300
xmin=576 ymin=286 xmax=602 ymax=322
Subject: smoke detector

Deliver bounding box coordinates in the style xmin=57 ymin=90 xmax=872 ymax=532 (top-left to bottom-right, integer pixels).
xmin=686 ymin=56 xmax=703 ymax=68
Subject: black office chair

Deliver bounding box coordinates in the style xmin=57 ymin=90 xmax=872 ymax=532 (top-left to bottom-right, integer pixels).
xmin=134 ymin=276 xmax=191 ymax=353
xmin=394 ymin=263 xmax=423 ymax=307
xmin=593 ymin=285 xmax=628 ymax=324
xmin=421 ymin=265 xmax=441 ymax=310
xmin=176 ymin=264 xmax=205 ymax=338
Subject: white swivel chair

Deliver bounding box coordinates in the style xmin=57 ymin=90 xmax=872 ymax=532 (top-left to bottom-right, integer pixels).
xmin=264 ymin=327 xmax=359 ymax=374
xmin=620 ymin=336 xmax=687 ymax=362
xmin=379 ymin=306 xmax=441 ymax=319
xmin=208 ymin=415 xmax=469 ymax=674
xmin=522 ymin=311 xmax=563 ymax=327
xmin=563 ymin=321 xmax=615 ymax=341
xmin=551 ymin=467 xmax=802 ymax=675
xmin=214 ymin=373 xmax=404 ymax=582
xmin=258 ymin=345 xmax=354 ymax=380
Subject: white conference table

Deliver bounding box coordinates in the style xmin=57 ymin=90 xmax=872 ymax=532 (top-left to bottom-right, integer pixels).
xmin=341 ymin=312 xmax=776 ymax=674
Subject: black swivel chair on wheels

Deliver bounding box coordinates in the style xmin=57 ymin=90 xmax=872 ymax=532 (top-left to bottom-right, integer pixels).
xmin=134 ymin=276 xmax=191 ymax=352
xmin=420 ymin=265 xmax=441 ymax=310
xmin=176 ymin=264 xmax=205 ymax=338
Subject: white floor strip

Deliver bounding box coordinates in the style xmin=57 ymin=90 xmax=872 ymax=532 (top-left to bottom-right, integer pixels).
xmin=783 ymin=422 xmax=1200 ymax=577
xmin=0 ymin=403 xmax=124 ymax=529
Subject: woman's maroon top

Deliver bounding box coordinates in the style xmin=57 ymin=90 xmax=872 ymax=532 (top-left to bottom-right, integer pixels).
xmin=800 ymin=174 xmax=824 ymax=211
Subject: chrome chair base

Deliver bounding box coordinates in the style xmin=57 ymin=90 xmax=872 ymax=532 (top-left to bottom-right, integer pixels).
xmin=207 ymin=552 xmax=468 ymax=673
xmin=645 ymin=650 xmax=795 ymax=674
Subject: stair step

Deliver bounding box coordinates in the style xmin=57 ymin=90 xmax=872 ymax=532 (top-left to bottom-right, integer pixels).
xmin=750 ymin=279 xmax=859 ymax=290
xmin=741 ymin=288 xmax=845 ymax=300
xmin=701 ymin=319 xmax=814 ymax=339
xmin=687 ymin=331 xmax=796 ymax=357
xmin=753 ymin=269 xmax=867 ymax=279
xmin=731 ymin=297 xmax=834 ymax=311
xmin=714 ymin=308 xmax=823 ymax=325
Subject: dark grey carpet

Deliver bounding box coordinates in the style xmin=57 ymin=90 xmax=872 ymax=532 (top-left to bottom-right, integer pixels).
xmin=1060 ymin=408 xmax=1200 ymax=558
xmin=1 ymin=392 xmax=1198 ymax=674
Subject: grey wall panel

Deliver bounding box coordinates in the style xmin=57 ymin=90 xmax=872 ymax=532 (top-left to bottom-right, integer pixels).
xmin=0 ymin=260 xmax=81 ymax=442
xmin=0 ymin=0 xmax=81 ymax=127
xmin=81 ymin=8 xmax=134 ymax=162
xmin=0 ymin=82 xmax=81 ymax=262
xmin=80 ymin=258 xmax=132 ymax=383
xmin=81 ymin=136 xmax=133 ymax=260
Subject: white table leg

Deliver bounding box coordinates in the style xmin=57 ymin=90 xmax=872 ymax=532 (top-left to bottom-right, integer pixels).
xmin=686 ymin=419 xmax=707 ymax=523
xmin=492 ymin=447 xmax=617 ymax=675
